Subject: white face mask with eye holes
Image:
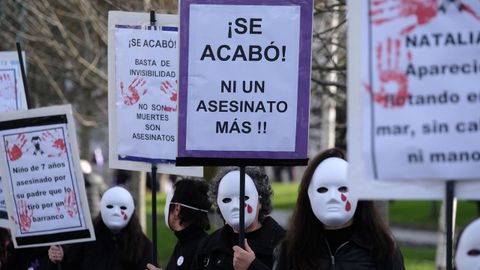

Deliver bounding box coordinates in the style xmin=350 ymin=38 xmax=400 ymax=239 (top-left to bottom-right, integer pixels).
xmin=456 ymin=218 xmax=480 ymax=270
xmin=217 ymin=171 xmax=259 ymax=231
xmin=307 ymin=157 xmax=357 ymax=228
xmin=100 ymin=186 xmax=135 ymax=232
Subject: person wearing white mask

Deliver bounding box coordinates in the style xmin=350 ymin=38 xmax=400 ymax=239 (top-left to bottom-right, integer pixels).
xmin=273 ymin=148 xmax=404 ymax=270
xmin=455 ymin=218 xmax=480 ymax=270
xmin=191 ymin=167 xmax=285 ymax=270
xmin=147 ymin=178 xmax=211 ymax=270
xmin=47 ymin=186 xmax=153 ymax=270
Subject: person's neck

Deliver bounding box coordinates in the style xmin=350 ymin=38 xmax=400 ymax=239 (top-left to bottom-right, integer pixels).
xmin=233 ymin=220 xmax=262 ymax=233
xmin=324 ymin=219 xmax=353 ymax=230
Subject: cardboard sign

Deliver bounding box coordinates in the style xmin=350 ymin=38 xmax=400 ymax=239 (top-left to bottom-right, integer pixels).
xmin=178 ymin=0 xmax=313 ymax=162
xmin=348 ymin=0 xmax=480 ymax=199
xmin=108 ymin=11 xmax=202 ymax=176
xmin=0 ymin=105 xmax=95 ymax=247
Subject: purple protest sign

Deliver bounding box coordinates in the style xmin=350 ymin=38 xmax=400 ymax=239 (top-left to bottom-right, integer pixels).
xmin=178 ymin=0 xmax=313 ymax=165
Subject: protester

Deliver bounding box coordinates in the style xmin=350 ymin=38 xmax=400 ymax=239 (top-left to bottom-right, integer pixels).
xmin=147 ymin=178 xmax=211 ymax=270
xmin=48 ymin=186 xmax=153 ymax=270
xmin=273 ymin=148 xmax=405 ymax=270
xmin=455 ymin=218 xmax=480 ymax=270
xmin=190 ymin=166 xmax=285 ymax=270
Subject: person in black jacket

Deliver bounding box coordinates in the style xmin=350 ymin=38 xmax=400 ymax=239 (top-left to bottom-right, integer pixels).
xmin=191 ymin=167 xmax=285 ymax=270
xmin=147 ymin=178 xmax=211 ymax=270
xmin=273 ymin=148 xmax=405 ymax=270
xmin=47 ymin=186 xmax=153 ymax=270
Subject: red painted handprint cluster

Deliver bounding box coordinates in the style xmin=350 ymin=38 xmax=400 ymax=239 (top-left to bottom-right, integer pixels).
xmin=17 ymin=200 xmax=33 ymax=232
xmin=120 ymin=77 xmax=148 ymax=106
xmin=370 ymin=0 xmax=439 ymax=35
xmin=5 ymin=134 xmax=29 ymax=161
xmin=160 ymin=80 xmax=178 ymax=112
xmin=64 ymin=191 xmax=78 ymax=218
xmin=364 ymin=38 xmax=411 ymax=108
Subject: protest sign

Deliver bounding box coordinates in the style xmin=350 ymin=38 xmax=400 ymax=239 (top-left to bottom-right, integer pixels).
xmin=348 ymin=0 xmax=480 ymax=199
xmin=0 ymin=105 xmax=95 ymax=247
xmin=108 ymin=11 xmax=202 ymax=176
xmin=0 ymin=50 xmax=28 ymax=228
xmin=177 ymin=0 xmax=313 ymax=164
xmin=0 ymin=51 xmax=27 ymax=113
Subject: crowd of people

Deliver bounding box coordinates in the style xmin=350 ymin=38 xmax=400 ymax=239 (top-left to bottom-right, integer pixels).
xmin=0 ymin=148 xmax=477 ymax=269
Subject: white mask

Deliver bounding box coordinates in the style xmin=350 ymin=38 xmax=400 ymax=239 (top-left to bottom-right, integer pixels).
xmin=217 ymin=171 xmax=259 ymax=231
xmin=307 ymin=157 xmax=357 ymax=228
xmin=164 ymin=187 xmax=174 ymax=229
xmin=456 ymin=218 xmax=480 ymax=270
xmin=100 ymin=186 xmax=135 ymax=232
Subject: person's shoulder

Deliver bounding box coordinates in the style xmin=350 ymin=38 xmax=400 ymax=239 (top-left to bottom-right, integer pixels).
xmin=196 ymin=226 xmax=225 ymax=251
xmin=262 ymin=216 xmax=286 ymax=238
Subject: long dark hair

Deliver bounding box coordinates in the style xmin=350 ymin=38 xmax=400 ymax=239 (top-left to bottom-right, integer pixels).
xmin=286 ymin=148 xmax=395 ymax=270
xmin=94 ymin=210 xmax=149 ymax=264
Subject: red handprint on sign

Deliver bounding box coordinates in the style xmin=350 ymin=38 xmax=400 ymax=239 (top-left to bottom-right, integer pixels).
xmin=5 ymin=134 xmax=28 ymax=161
xmin=160 ymin=80 xmax=178 ymax=112
xmin=364 ymin=38 xmax=411 ymax=108
xmin=64 ymin=191 xmax=78 ymax=218
xmin=17 ymin=200 xmax=33 ymax=232
xmin=120 ymin=78 xmax=148 ymax=106
xmin=41 ymin=129 xmax=67 ymax=158
xmin=370 ymin=0 xmax=439 ymax=35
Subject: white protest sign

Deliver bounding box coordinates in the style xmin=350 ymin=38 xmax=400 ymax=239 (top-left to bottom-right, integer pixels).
xmin=0 ymin=50 xmax=28 ymax=228
xmin=0 ymin=105 xmax=95 ymax=247
xmin=108 ymin=11 xmax=202 ymax=176
xmin=0 ymin=51 xmax=27 ymax=113
xmin=348 ymin=0 xmax=480 ymax=199
xmin=178 ymin=0 xmax=312 ymax=161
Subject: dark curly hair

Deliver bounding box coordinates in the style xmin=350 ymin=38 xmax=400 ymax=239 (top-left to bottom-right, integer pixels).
xmin=210 ymin=166 xmax=273 ymax=222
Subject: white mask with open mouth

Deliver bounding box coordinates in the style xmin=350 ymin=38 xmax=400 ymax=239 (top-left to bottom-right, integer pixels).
xmin=308 ymin=157 xmax=357 ymax=228
xmin=217 ymin=171 xmax=259 ymax=231
xmin=456 ymin=218 xmax=480 ymax=270
xmin=100 ymin=186 xmax=135 ymax=232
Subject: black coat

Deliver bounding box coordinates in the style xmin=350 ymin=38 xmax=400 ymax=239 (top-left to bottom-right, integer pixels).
xmin=191 ymin=216 xmax=285 ymax=270
xmin=55 ymin=223 xmax=153 ymax=270
xmin=273 ymin=227 xmax=405 ymax=270
xmin=166 ymin=226 xmax=208 ymax=270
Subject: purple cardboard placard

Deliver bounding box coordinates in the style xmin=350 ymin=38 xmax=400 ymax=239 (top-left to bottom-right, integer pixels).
xmin=178 ymin=0 xmax=312 ymax=162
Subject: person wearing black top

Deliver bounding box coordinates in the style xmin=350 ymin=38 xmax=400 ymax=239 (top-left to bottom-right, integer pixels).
xmin=273 ymin=148 xmax=405 ymax=270
xmin=147 ymin=178 xmax=211 ymax=270
xmin=48 ymin=186 xmax=153 ymax=270
xmin=191 ymin=167 xmax=285 ymax=270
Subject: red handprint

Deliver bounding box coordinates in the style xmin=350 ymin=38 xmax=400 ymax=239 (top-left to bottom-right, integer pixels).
xmin=370 ymin=0 xmax=438 ymax=35
xmin=364 ymin=38 xmax=411 ymax=108
xmin=120 ymin=78 xmax=148 ymax=106
xmin=5 ymin=134 xmax=28 ymax=161
xmin=41 ymin=129 xmax=67 ymax=158
xmin=64 ymin=191 xmax=78 ymax=218
xmin=17 ymin=200 xmax=33 ymax=232
xmin=160 ymin=80 xmax=178 ymax=112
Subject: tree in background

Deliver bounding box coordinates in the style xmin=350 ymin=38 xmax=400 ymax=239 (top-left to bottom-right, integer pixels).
xmin=0 ymin=0 xmax=347 ymax=154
